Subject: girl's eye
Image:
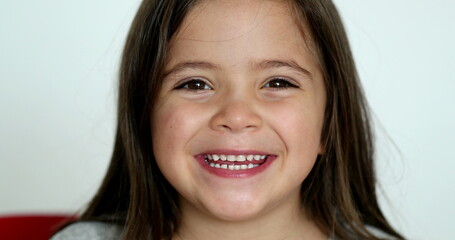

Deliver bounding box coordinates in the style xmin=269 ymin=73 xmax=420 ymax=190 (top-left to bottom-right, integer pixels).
xmin=263 ymin=78 xmax=299 ymax=89
xmin=175 ymin=79 xmax=212 ymax=91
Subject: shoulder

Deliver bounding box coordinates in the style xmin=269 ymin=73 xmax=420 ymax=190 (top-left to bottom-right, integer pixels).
xmin=50 ymin=221 xmax=122 ymax=240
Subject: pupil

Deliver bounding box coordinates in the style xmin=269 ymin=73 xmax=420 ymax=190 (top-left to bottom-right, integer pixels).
xmin=272 ymin=80 xmax=284 ymax=87
xmin=190 ymin=81 xmax=204 ymax=89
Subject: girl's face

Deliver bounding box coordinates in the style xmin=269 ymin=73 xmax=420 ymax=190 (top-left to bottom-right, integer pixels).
xmin=152 ymin=0 xmax=325 ymax=222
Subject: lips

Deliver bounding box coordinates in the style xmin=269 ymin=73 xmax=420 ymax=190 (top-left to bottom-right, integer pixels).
xmin=195 ymin=150 xmax=276 ymax=178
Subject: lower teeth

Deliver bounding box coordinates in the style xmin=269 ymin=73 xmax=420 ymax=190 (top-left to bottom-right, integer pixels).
xmin=209 ymin=162 xmax=259 ymax=170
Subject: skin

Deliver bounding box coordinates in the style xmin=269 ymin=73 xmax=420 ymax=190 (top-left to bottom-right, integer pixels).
xmin=152 ymin=0 xmax=327 ymax=239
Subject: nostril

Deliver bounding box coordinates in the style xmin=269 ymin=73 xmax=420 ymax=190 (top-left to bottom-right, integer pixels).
xmin=221 ymin=124 xmax=231 ymax=130
xmin=209 ymin=102 xmax=263 ymax=132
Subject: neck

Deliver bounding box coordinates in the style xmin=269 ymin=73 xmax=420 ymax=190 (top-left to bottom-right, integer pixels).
xmin=174 ymin=191 xmax=327 ymax=240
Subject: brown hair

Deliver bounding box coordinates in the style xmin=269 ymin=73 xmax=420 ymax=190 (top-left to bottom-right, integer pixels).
xmin=77 ymin=0 xmax=404 ymax=239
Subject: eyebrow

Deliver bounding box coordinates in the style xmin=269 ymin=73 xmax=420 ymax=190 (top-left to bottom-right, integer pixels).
xmin=163 ymin=59 xmax=312 ymax=79
xmin=252 ymin=59 xmax=313 ymax=79
xmin=163 ymin=61 xmax=221 ymax=79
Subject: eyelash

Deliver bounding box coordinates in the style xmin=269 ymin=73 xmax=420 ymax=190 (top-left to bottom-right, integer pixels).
xmin=174 ymin=79 xmax=212 ymax=91
xmin=262 ymin=77 xmax=299 ymax=89
xmin=174 ymin=77 xmax=299 ymax=91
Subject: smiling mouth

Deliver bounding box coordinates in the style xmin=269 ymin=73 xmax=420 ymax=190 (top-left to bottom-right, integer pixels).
xmin=203 ymin=154 xmax=268 ymax=170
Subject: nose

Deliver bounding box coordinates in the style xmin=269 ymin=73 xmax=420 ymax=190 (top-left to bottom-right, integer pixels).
xmin=210 ymin=97 xmax=262 ymax=133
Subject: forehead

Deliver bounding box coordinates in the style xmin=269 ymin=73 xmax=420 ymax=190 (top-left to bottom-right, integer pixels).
xmin=179 ymin=0 xmax=295 ymax=39
xmin=167 ymin=0 xmax=319 ymax=75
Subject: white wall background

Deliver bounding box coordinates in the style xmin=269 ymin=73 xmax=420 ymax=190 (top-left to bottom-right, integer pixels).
xmin=0 ymin=0 xmax=453 ymax=239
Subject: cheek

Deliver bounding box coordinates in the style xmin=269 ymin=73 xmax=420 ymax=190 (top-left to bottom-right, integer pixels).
xmin=152 ymin=101 xmax=207 ymax=168
xmin=266 ymin=97 xmax=324 ymax=172
xmin=151 ymin=102 xmax=192 ymax=188
xmin=152 ymin=109 xmax=181 ymax=155
xmin=268 ymin=97 xmax=324 ymax=144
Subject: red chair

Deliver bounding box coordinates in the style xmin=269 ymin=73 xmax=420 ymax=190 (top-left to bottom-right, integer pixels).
xmin=0 ymin=214 xmax=76 ymax=240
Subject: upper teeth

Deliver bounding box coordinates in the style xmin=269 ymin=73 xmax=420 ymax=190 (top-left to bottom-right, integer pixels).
xmin=206 ymin=154 xmax=267 ymax=162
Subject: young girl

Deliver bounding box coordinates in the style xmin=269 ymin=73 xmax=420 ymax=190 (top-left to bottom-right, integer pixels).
xmin=53 ymin=0 xmax=404 ymax=239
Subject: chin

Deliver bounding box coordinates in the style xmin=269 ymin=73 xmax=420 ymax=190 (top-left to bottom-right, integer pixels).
xmin=201 ymin=195 xmax=269 ymax=222
xmin=209 ymin=207 xmax=263 ymax=222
